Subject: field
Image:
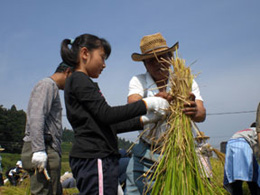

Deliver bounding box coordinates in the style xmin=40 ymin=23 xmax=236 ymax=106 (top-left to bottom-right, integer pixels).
xmin=0 ymin=142 xmax=251 ymax=195
xmin=0 ymin=142 xmax=79 ymax=195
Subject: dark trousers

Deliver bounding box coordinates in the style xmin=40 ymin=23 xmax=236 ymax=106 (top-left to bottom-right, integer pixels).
xmin=21 ymin=142 xmax=62 ymax=195
xmin=226 ymin=180 xmax=260 ymax=195
xmin=70 ymin=156 xmax=119 ymax=195
xmin=6 ymin=174 xmax=20 ymax=186
xmin=0 ymin=173 xmax=4 ymax=186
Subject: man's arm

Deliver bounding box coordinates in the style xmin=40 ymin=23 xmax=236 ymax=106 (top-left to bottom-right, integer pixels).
xmin=191 ymin=100 xmax=206 ymax=122
xmin=128 ymin=94 xmax=142 ymax=104
xmin=29 ymin=80 xmax=55 ymax=153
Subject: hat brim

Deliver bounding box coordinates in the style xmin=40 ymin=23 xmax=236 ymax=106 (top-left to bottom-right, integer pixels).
xmin=195 ymin=136 xmax=210 ymax=140
xmin=131 ymin=42 xmax=179 ymax=62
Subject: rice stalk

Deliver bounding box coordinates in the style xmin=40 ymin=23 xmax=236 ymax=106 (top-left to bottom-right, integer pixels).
xmin=144 ymin=53 xmax=224 ymax=195
xmin=212 ymin=148 xmax=225 ymax=165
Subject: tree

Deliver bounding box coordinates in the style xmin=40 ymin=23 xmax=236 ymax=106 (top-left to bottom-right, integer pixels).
xmin=0 ymin=104 xmax=134 ymax=153
xmin=118 ymin=137 xmax=133 ymax=151
xmin=62 ymin=128 xmax=74 ymax=142
xmin=61 ymin=127 xmax=133 ymax=151
xmin=0 ymin=105 xmax=26 ymax=153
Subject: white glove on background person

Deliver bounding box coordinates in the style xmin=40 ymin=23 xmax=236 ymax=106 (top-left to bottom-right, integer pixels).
xmin=142 ymin=97 xmax=169 ymax=115
xmin=32 ymin=151 xmax=47 ymax=172
xmin=141 ymin=112 xmax=166 ymax=125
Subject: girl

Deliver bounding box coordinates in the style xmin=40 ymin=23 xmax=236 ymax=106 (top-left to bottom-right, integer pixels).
xmin=61 ymin=33 xmax=169 ymax=194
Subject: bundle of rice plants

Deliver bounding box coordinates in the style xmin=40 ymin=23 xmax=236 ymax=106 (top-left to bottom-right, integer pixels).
xmin=144 ymin=53 xmax=224 ymax=195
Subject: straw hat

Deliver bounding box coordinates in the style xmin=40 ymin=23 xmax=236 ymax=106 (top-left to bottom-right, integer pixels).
xmin=195 ymin=132 xmax=210 ymax=140
xmin=131 ymin=32 xmax=179 ymax=61
xmin=0 ymin=145 xmax=5 ymax=152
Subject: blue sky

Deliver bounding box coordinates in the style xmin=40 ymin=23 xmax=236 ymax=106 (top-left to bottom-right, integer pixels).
xmin=0 ymin=0 xmax=259 ymax=148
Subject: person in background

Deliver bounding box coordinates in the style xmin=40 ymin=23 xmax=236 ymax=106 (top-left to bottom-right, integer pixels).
xmin=125 ymin=32 xmax=206 ymax=194
xmin=118 ymin=149 xmax=131 ymax=192
xmin=21 ymin=62 xmax=73 ymax=194
xmin=5 ymin=160 xmax=23 ymax=186
xmin=224 ymin=122 xmax=260 ymax=195
xmin=60 ymin=171 xmax=76 ymax=189
xmin=0 ymin=145 xmax=4 ymax=186
xmin=194 ymin=132 xmax=213 ymax=181
xmin=256 ymin=102 xmax=260 ymax=157
xmin=61 ymin=33 xmax=170 ymax=194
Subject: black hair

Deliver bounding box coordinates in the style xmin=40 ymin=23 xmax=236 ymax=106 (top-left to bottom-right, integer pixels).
xmin=251 ymin=122 xmax=256 ymax=127
xmin=60 ymin=34 xmax=111 ymax=68
xmin=54 ymin=62 xmax=73 ymax=73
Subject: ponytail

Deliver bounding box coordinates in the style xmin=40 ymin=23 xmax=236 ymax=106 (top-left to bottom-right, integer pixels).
xmin=60 ymin=39 xmax=79 ymax=68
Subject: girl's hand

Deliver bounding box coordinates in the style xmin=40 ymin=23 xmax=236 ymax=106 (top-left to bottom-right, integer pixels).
xmin=142 ymin=97 xmax=169 ymax=116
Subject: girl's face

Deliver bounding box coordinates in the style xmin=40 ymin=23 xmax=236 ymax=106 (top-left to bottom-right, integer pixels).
xmin=79 ymin=47 xmax=107 ymax=78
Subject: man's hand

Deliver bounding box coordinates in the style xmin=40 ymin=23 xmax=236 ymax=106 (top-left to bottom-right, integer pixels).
xmin=183 ymin=93 xmax=206 ymax=122
xmin=32 ymin=151 xmax=47 ymax=172
xmin=183 ymin=93 xmax=197 ymax=117
xmin=155 ymin=91 xmax=173 ymax=102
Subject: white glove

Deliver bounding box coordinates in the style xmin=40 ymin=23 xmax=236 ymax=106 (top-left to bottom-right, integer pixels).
xmin=141 ymin=112 xmax=165 ymax=125
xmin=142 ymin=97 xmax=169 ymax=115
xmin=32 ymin=151 xmax=47 ymax=172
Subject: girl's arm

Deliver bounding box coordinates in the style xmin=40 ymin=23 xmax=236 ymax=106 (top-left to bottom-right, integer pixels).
xmin=74 ymin=73 xmax=147 ymax=124
xmin=111 ymin=117 xmax=143 ymax=134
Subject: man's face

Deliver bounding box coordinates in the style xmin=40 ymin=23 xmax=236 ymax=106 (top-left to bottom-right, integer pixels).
xmin=144 ymin=52 xmax=172 ymax=82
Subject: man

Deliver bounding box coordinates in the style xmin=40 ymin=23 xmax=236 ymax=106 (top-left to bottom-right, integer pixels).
xmin=125 ymin=32 xmax=206 ymax=194
xmin=223 ymin=122 xmax=260 ymax=195
xmin=118 ymin=149 xmax=131 ymax=192
xmin=21 ymin=62 xmax=72 ymax=195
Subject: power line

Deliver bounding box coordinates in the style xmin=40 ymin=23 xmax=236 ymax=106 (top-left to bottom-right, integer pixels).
xmin=207 ymin=110 xmax=256 ymax=116
xmin=62 ymin=110 xmax=256 ymax=117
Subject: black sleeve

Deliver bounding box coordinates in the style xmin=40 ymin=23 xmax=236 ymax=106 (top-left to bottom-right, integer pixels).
xmin=73 ymin=73 xmax=147 ymax=125
xmin=111 ymin=116 xmax=143 ymax=134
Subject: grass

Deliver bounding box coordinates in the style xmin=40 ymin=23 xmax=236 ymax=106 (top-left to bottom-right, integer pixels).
xmin=0 ymin=143 xmax=252 ymax=195
xmin=0 ymin=156 xmax=233 ymax=195
xmin=0 ymin=142 xmax=79 ymax=195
